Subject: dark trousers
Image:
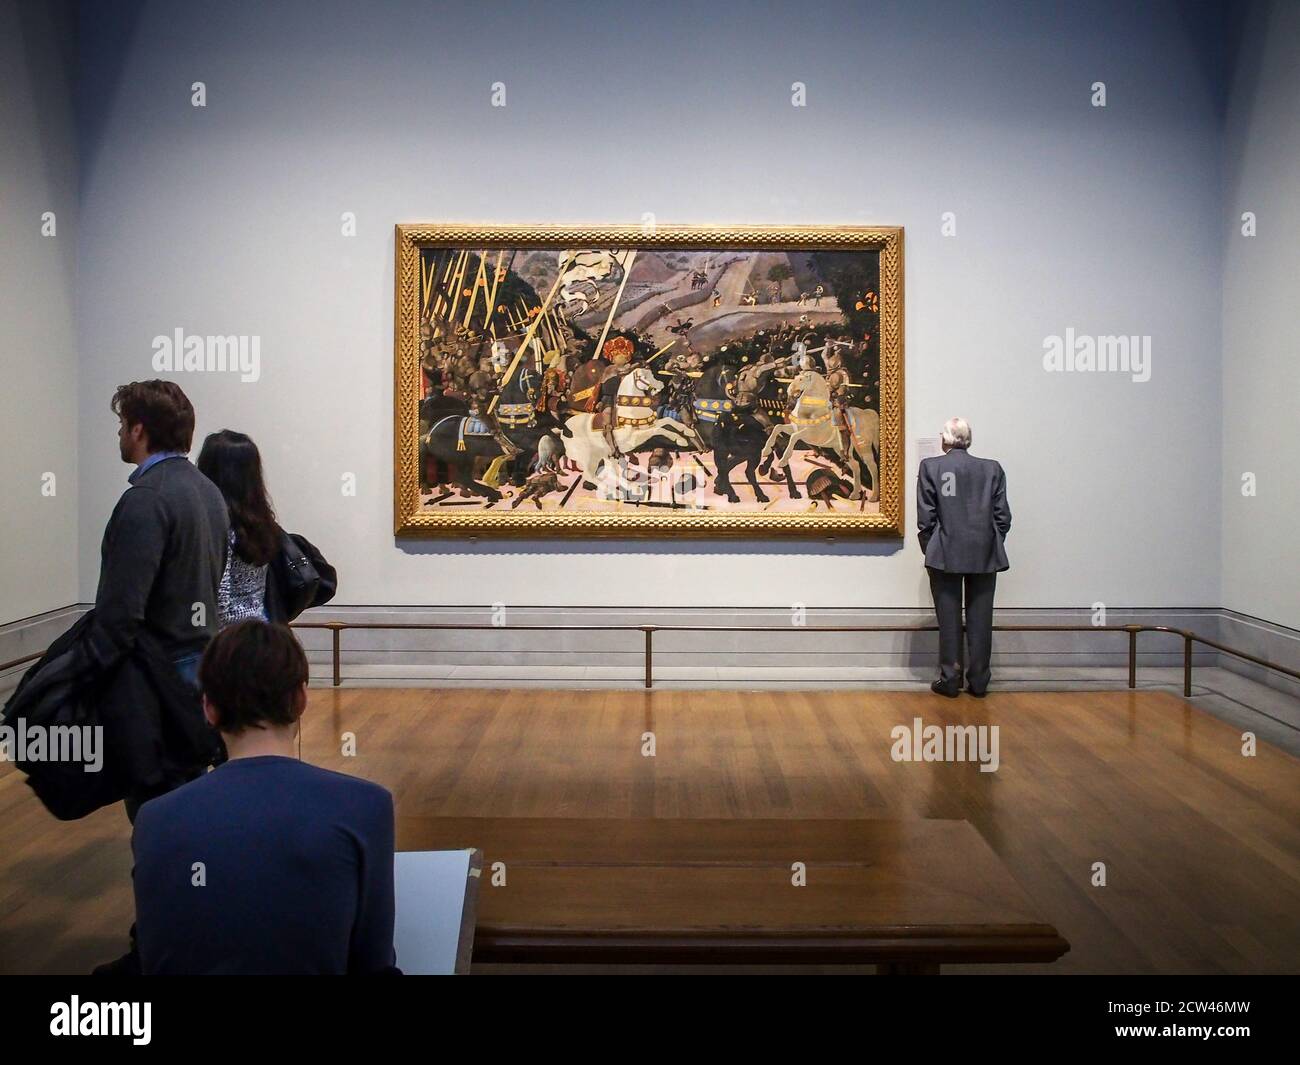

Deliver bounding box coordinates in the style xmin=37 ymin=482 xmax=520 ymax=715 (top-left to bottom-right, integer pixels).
xmin=927 ymin=568 xmax=997 ymax=693
xmin=123 ymin=650 xmax=205 ymax=824
xmin=107 ymin=651 xmax=204 ymax=974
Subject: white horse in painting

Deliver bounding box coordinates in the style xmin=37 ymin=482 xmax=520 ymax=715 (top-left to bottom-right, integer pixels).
xmin=562 ymin=366 xmax=702 ymax=490
xmin=760 ymin=370 xmax=880 ymax=501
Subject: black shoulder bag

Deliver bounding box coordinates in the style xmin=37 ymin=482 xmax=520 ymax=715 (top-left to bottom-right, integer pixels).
xmin=267 ymin=531 xmax=338 ymax=622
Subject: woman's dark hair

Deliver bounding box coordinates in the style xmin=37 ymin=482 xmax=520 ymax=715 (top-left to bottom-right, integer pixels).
xmin=199 ymin=621 xmax=308 ymax=734
xmin=196 ymin=429 xmax=279 ymax=566
xmin=111 ymin=380 xmax=195 ymax=452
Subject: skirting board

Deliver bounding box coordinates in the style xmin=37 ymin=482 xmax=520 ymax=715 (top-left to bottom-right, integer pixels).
xmin=3 ymin=604 xmax=1296 ymax=697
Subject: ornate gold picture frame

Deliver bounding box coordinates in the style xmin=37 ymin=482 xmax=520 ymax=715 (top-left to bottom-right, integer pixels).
xmin=394 ymin=222 xmax=903 ymax=537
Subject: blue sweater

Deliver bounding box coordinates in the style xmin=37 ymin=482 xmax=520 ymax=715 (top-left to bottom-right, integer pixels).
xmin=132 ymin=755 xmax=396 ymax=974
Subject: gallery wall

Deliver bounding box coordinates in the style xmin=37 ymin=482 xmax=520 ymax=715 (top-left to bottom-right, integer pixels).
xmin=1220 ymin=0 xmax=1300 ymax=632
xmin=1 ymin=0 xmax=79 ymax=627
xmin=69 ymin=0 xmax=1234 ymax=614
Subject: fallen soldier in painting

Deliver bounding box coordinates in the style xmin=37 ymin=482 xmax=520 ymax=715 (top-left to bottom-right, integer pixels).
xmin=806 ymin=467 xmax=852 ymax=509
xmin=511 ymin=468 xmax=562 ymax=509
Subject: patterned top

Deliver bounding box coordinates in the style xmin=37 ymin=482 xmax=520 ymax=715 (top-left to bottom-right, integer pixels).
xmin=217 ymin=528 xmax=268 ymax=628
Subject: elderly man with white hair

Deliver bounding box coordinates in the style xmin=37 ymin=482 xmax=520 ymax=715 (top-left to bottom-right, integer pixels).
xmin=916 ymin=417 xmax=1012 ymax=697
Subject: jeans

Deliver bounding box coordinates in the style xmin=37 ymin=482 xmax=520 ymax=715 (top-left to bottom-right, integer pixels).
xmin=172 ymin=650 xmax=203 ymax=691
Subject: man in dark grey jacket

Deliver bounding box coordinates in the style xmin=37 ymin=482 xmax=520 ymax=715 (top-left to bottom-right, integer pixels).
xmin=90 ymin=380 xmax=229 ymax=976
xmin=89 ymin=380 xmax=229 ymax=758
xmin=916 ymin=417 xmax=1011 ymax=697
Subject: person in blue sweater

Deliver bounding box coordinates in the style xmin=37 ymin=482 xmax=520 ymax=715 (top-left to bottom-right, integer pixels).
xmin=131 ymin=620 xmax=398 ymax=975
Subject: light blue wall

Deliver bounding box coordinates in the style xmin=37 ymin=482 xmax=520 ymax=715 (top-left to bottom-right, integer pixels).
xmin=1221 ymin=0 xmax=1300 ymax=630
xmin=0 ymin=0 xmax=79 ymax=625
xmin=69 ymin=0 xmax=1231 ymax=611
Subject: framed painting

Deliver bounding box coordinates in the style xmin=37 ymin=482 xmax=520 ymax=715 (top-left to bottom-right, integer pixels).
xmin=394 ymin=222 xmax=903 ymax=537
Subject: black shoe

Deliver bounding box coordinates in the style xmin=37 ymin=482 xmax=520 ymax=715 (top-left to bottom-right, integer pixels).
xmin=930 ymin=679 xmax=959 ymax=699
xmin=966 ymin=688 xmax=987 ymax=699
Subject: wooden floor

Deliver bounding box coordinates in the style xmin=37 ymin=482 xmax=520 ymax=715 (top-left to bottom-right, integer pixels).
xmin=2 ymin=688 xmax=1298 ymax=974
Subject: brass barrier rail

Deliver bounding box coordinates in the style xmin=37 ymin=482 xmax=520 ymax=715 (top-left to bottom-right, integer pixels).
xmin=4 ymin=622 xmax=1298 ymax=697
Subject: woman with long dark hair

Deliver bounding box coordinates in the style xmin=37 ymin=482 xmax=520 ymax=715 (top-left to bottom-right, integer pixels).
xmin=197 ymin=430 xmax=280 ymax=627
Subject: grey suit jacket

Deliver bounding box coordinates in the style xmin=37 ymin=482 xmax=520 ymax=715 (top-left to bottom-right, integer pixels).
xmin=916 ymin=448 xmax=1011 ymax=574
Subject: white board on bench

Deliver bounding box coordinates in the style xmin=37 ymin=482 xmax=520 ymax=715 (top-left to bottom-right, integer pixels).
xmin=394 ymin=849 xmax=481 ymax=975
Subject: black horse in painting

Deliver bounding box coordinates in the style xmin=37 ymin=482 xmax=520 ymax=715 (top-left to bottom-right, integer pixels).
xmin=689 ymin=364 xmax=800 ymax=503
xmin=420 ymin=358 xmax=558 ymax=502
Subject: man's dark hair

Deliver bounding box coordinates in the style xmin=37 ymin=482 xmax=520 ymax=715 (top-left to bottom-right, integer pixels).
xmin=199 ymin=621 xmax=308 ymax=733
xmin=111 ymin=379 xmax=196 ymax=452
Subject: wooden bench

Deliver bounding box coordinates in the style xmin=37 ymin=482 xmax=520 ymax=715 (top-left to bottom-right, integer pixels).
xmin=396 ymin=816 xmax=1069 ymax=973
